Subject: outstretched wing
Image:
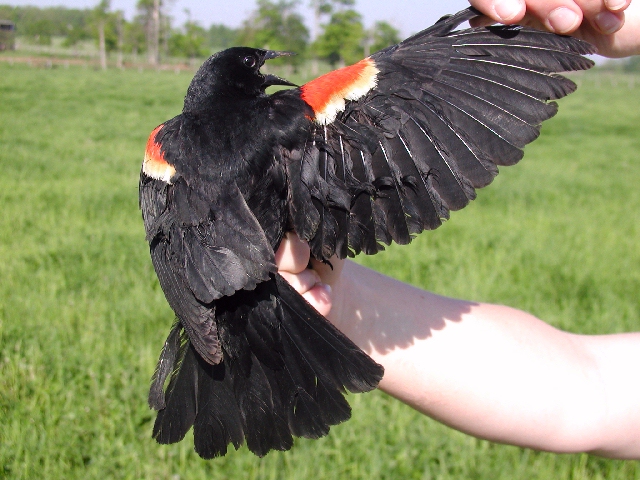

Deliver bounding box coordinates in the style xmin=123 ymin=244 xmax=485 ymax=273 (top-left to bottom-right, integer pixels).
xmin=286 ymin=7 xmax=596 ymax=261
xmin=140 ymin=121 xmax=277 ymax=365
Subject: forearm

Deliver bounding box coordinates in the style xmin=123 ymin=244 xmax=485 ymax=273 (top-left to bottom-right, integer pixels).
xmin=580 ymin=333 xmax=640 ymax=457
xmin=333 ymin=260 xmax=640 ymax=458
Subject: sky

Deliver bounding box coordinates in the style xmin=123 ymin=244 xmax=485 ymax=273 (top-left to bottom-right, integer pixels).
xmin=1 ymin=0 xmax=472 ymax=37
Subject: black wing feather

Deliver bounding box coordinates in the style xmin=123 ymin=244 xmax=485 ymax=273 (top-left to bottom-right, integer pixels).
xmin=141 ymin=169 xmax=276 ymax=364
xmin=288 ymin=15 xmax=595 ymax=262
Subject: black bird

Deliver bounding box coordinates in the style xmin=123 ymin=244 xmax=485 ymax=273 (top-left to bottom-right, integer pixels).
xmin=139 ymin=7 xmax=595 ymax=458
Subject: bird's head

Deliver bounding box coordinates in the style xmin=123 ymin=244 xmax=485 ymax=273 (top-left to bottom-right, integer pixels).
xmin=183 ymin=47 xmax=297 ymax=113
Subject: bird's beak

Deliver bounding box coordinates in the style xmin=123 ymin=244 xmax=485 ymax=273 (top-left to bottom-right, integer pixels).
xmin=262 ymin=74 xmax=298 ymax=88
xmin=261 ymin=51 xmax=298 ymax=88
xmin=263 ymin=50 xmax=295 ymax=60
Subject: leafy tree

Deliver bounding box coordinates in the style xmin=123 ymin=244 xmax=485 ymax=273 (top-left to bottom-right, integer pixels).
xmin=370 ymin=21 xmax=400 ymax=54
xmin=208 ymin=24 xmax=238 ymax=51
xmin=314 ymin=8 xmax=364 ymax=66
xmin=238 ymin=0 xmax=309 ymax=65
xmin=308 ymin=0 xmax=354 ymax=39
xmin=28 ymin=18 xmax=55 ymax=45
xmin=62 ymin=21 xmax=92 ymax=47
xmin=123 ymin=19 xmax=146 ymax=56
xmin=0 ymin=6 xmax=93 ymax=45
xmin=136 ymin=0 xmax=173 ymax=65
xmin=307 ymin=0 xmax=354 ymax=74
xmin=113 ymin=10 xmax=124 ymax=68
xmin=92 ymin=0 xmax=111 ymax=70
xmin=169 ymin=21 xmax=207 ymax=58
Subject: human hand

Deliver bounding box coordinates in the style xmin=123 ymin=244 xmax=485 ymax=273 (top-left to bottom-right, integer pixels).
xmin=469 ymin=0 xmax=640 ymax=57
xmin=275 ymin=232 xmax=344 ymax=318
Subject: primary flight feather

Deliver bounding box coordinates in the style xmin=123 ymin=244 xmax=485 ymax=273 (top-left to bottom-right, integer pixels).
xmin=139 ymin=7 xmax=595 ymax=458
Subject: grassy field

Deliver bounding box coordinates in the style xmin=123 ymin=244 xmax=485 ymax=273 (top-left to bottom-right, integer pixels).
xmin=0 ymin=61 xmax=639 ymax=479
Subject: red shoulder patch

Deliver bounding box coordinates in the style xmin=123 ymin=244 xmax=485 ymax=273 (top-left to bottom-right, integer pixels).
xmin=300 ymin=58 xmax=379 ymax=125
xmin=142 ymin=124 xmax=176 ymax=183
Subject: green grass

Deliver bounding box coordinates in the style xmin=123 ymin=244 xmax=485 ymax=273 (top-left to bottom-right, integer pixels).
xmin=0 ymin=62 xmax=639 ymax=479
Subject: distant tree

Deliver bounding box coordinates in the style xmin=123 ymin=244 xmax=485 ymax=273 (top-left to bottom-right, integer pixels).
xmin=123 ymin=18 xmax=146 ymax=58
xmin=114 ymin=10 xmax=124 ymax=68
xmin=314 ymin=8 xmax=364 ymax=67
xmin=278 ymin=10 xmax=309 ymax=61
xmin=308 ymin=0 xmax=352 ymax=74
xmin=238 ymin=0 xmax=309 ymax=65
xmin=0 ymin=6 xmax=12 ymax=20
xmin=369 ymin=21 xmax=400 ymax=54
xmin=29 ymin=18 xmax=56 ymax=45
xmin=169 ymin=20 xmax=207 ymax=59
xmin=2 ymin=6 xmax=91 ymax=45
xmin=62 ymin=22 xmax=92 ymax=47
xmin=309 ymin=0 xmax=354 ymax=40
xmin=208 ymin=24 xmax=238 ymax=51
xmin=92 ymin=0 xmax=111 ymax=70
xmin=136 ymin=0 xmax=173 ymax=65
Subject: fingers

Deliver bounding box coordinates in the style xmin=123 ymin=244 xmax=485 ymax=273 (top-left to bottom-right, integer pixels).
xmin=469 ymin=0 xmax=527 ymax=23
xmin=278 ymin=268 xmax=321 ymax=295
xmin=469 ymin=0 xmax=584 ymax=32
xmin=275 ymin=232 xmax=334 ymax=316
xmin=279 ymin=268 xmax=333 ymax=317
xmin=575 ymin=0 xmax=628 ymax=34
xmin=525 ymin=2 xmax=584 ymax=33
xmin=604 ymin=0 xmax=632 ymax=12
xmin=274 ymin=231 xmax=311 ymax=274
xmin=469 ymin=0 xmax=630 ymax=34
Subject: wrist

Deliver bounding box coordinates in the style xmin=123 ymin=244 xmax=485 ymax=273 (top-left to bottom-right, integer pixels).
xmin=326 ymin=260 xmax=382 ymax=354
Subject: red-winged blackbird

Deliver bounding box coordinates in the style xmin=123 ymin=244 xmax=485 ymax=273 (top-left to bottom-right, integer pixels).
xmin=140 ymin=7 xmax=595 ymax=458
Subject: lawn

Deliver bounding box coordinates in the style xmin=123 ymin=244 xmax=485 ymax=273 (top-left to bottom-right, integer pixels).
xmin=0 ymin=61 xmax=639 ymax=479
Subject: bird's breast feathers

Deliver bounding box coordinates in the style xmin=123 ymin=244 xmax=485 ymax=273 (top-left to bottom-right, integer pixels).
xmin=300 ymin=58 xmax=379 ymax=125
xmin=143 ymin=124 xmax=176 ymax=184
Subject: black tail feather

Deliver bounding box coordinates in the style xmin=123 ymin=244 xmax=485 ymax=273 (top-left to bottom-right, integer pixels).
xmin=152 ymin=330 xmax=197 ymax=445
xmin=150 ymin=274 xmax=383 ymax=458
xmin=274 ymin=274 xmax=383 ymax=393
xmin=192 ymin=357 xmax=245 ymax=459
xmin=148 ymin=321 xmax=182 ymax=410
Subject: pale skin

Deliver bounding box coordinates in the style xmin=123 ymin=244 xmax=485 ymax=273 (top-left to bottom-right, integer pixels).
xmin=276 ymin=0 xmax=640 ymax=460
xmin=468 ymin=0 xmax=640 ymax=57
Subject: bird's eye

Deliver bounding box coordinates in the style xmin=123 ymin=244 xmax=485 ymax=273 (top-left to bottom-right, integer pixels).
xmin=243 ymin=56 xmax=257 ymax=68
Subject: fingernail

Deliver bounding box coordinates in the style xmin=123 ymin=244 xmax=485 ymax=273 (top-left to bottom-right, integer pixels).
xmin=605 ymin=0 xmax=627 ymax=12
xmin=493 ymin=0 xmax=523 ymax=22
xmin=595 ymin=11 xmax=623 ymax=34
xmin=548 ymin=7 xmax=581 ymax=33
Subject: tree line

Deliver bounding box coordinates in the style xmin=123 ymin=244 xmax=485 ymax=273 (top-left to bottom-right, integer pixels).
xmin=0 ymin=0 xmax=401 ymax=69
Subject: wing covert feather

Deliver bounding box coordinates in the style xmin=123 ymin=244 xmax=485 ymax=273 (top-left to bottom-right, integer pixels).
xmin=141 ymin=172 xmax=276 ymax=364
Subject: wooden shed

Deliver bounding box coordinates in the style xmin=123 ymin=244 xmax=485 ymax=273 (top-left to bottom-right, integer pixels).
xmin=0 ymin=20 xmax=16 ymax=51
